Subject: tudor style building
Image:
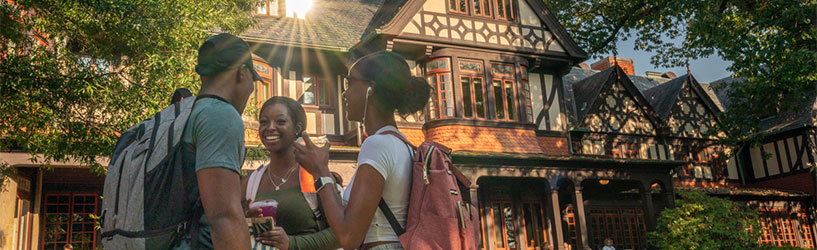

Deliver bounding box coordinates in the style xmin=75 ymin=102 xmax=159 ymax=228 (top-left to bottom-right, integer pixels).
xmin=2 ymin=0 xmax=816 ymax=249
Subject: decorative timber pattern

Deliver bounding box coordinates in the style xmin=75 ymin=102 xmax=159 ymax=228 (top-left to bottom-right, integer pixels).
xmin=533 ymin=74 xmax=564 ymax=131
xmin=401 ymin=11 xmax=565 ymax=53
xmin=667 ymin=86 xmax=719 ymax=139
xmin=584 ymin=82 xmax=656 ymax=135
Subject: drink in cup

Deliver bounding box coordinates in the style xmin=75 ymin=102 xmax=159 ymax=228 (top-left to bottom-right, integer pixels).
xmin=250 ymin=200 xmax=278 ymax=219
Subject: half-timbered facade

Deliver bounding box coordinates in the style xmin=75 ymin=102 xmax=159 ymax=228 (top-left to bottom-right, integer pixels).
xmin=2 ymin=0 xmax=815 ymax=249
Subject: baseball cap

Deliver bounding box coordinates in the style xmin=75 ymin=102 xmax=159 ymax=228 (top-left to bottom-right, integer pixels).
xmin=195 ymin=33 xmax=262 ymax=81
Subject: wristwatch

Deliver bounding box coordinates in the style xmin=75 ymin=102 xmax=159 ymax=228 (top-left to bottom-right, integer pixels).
xmin=315 ymin=176 xmax=336 ymax=192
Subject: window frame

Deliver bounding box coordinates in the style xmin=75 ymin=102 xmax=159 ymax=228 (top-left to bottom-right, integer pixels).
xmin=301 ymin=75 xmax=332 ymax=107
xmin=426 ymin=58 xmax=455 ymax=118
xmin=611 ymin=142 xmax=639 ymax=159
xmin=487 ymin=200 xmax=518 ymax=250
xmin=459 ymin=59 xmax=487 ymax=119
xmin=494 ymin=0 xmax=515 ymax=21
xmin=519 ymin=200 xmax=548 ymax=249
xmin=253 ymin=60 xmax=274 ymax=107
xmin=519 ymin=65 xmax=533 ymax=123
xmin=15 ymin=195 xmax=33 ymax=250
xmin=256 ymin=0 xmax=280 ymax=16
xmin=491 ymin=63 xmax=518 ymax=121
xmin=42 ymin=193 xmax=98 ymax=250
xmin=472 ymin=0 xmax=493 ymax=18
xmin=448 ymin=0 xmax=470 ymax=15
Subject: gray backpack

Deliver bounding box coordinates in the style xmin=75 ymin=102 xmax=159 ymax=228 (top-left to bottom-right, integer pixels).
xmin=100 ymin=96 xmax=203 ymax=249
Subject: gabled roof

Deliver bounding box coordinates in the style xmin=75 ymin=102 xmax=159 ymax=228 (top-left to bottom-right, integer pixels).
xmin=523 ymin=0 xmax=588 ymax=60
xmin=711 ymin=76 xmax=817 ymax=134
xmin=570 ymin=66 xmax=663 ymax=125
xmin=368 ymin=0 xmax=588 ymax=61
xmin=563 ymin=67 xmax=670 ymax=126
xmin=571 ymin=67 xmax=615 ymax=121
xmin=241 ymin=0 xmax=386 ymax=51
xmin=642 ymin=74 xmax=723 ymax=121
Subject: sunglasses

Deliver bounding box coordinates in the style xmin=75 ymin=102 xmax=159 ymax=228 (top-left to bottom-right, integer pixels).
xmin=343 ymin=75 xmax=373 ymax=90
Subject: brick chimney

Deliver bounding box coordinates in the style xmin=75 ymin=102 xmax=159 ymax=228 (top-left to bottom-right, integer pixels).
xmin=591 ymin=56 xmax=635 ymax=75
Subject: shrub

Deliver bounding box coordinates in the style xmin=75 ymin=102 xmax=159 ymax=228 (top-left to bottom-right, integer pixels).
xmin=648 ymin=189 xmax=761 ymax=249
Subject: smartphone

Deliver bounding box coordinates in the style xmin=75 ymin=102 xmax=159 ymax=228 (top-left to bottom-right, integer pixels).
xmin=247 ymin=216 xmax=275 ymax=235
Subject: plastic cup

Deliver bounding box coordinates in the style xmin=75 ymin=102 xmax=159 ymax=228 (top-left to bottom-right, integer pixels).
xmin=250 ymin=200 xmax=278 ymax=219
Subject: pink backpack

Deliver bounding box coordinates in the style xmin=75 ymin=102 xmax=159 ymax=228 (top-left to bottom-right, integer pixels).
xmin=380 ymin=131 xmax=480 ymax=250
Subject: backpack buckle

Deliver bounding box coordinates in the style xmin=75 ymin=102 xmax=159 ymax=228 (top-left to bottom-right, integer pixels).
xmin=176 ymin=222 xmax=188 ymax=234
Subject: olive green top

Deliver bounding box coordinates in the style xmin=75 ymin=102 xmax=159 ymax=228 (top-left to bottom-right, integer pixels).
xmin=255 ymin=185 xmax=340 ymax=250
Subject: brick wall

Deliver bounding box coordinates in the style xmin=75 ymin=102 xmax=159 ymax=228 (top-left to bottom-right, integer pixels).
xmin=425 ymin=125 xmax=544 ymax=154
xmin=537 ymin=136 xmax=570 ymax=156
xmin=748 ymin=172 xmax=816 ymax=195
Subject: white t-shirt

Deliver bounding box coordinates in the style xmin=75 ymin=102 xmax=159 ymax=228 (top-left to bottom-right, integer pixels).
xmin=602 ymin=246 xmax=616 ymax=250
xmin=343 ymin=126 xmax=413 ymax=243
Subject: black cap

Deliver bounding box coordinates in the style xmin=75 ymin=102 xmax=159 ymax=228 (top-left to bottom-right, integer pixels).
xmin=195 ymin=33 xmax=261 ymax=81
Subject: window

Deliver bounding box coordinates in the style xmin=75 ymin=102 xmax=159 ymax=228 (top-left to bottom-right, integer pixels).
xmin=758 ymin=210 xmax=815 ymax=248
xmin=256 ymin=0 xmax=279 ymax=16
xmin=450 ymin=0 xmax=515 ymax=20
xmin=492 ymin=63 xmax=517 ymax=121
xmin=427 ymin=58 xmax=454 ymax=118
xmin=495 ymin=0 xmax=514 ymax=21
xmin=588 ymin=208 xmax=648 ymax=250
xmin=674 ymin=146 xmax=724 ymax=180
xmin=449 ymin=0 xmax=469 ymax=14
xmin=520 ymin=201 xmax=548 ymax=249
xmin=488 ymin=201 xmax=517 ymax=250
xmin=611 ymin=143 xmax=639 ymax=159
xmin=459 ymin=60 xmax=487 ymax=119
xmin=472 ymin=0 xmax=492 ymax=17
xmin=78 ymin=56 xmax=110 ymax=74
xmin=253 ymin=60 xmax=274 ymax=107
xmin=15 ymin=196 xmax=32 ymax=250
xmin=519 ymin=66 xmax=533 ymax=122
xmin=42 ymin=194 xmax=98 ymax=250
xmin=301 ymin=75 xmax=331 ymax=106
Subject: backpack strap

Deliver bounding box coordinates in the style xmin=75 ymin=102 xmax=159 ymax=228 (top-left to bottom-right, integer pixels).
xmin=378 ymin=199 xmax=405 ymax=236
xmin=246 ymin=165 xmax=267 ymax=201
xmin=188 ymin=200 xmax=204 ymax=250
xmin=380 ymin=131 xmax=414 ymax=148
xmin=377 ymin=130 xmax=413 ymax=236
xmin=299 ymin=168 xmax=329 ymax=230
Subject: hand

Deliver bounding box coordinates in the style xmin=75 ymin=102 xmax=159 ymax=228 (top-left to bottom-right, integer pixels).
xmin=293 ymin=131 xmax=331 ymax=177
xmin=244 ymin=199 xmax=263 ymax=218
xmin=257 ymin=227 xmax=290 ymax=250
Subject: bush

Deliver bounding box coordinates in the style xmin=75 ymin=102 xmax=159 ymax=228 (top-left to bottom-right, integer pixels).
xmin=648 ymin=190 xmax=761 ymax=250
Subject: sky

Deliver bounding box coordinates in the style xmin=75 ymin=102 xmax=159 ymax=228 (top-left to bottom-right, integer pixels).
xmin=595 ymin=35 xmax=734 ymax=83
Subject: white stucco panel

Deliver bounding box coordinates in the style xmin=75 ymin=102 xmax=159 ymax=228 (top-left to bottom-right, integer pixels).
xmin=518 ymin=0 xmax=542 ymax=26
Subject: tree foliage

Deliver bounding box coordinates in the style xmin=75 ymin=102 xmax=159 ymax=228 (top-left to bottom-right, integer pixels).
xmin=545 ymin=0 xmax=817 ymax=146
xmin=648 ymin=190 xmax=761 ymax=250
xmin=0 ymin=0 xmax=257 ymax=173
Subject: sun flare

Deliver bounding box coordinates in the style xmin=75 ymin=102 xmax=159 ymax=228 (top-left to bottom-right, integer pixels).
xmin=287 ymin=0 xmax=313 ymax=19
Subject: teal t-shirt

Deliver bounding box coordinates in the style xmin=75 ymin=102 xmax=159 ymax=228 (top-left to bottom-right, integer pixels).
xmin=174 ymin=97 xmax=246 ymax=250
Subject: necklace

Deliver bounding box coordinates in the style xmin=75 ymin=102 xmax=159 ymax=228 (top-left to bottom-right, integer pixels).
xmin=266 ymin=164 xmax=298 ymax=190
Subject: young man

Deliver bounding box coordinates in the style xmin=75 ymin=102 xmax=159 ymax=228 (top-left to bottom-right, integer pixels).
xmin=174 ymin=33 xmax=260 ymax=250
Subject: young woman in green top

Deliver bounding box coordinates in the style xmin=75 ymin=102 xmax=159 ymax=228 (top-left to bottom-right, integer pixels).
xmin=241 ymin=97 xmax=341 ymax=250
